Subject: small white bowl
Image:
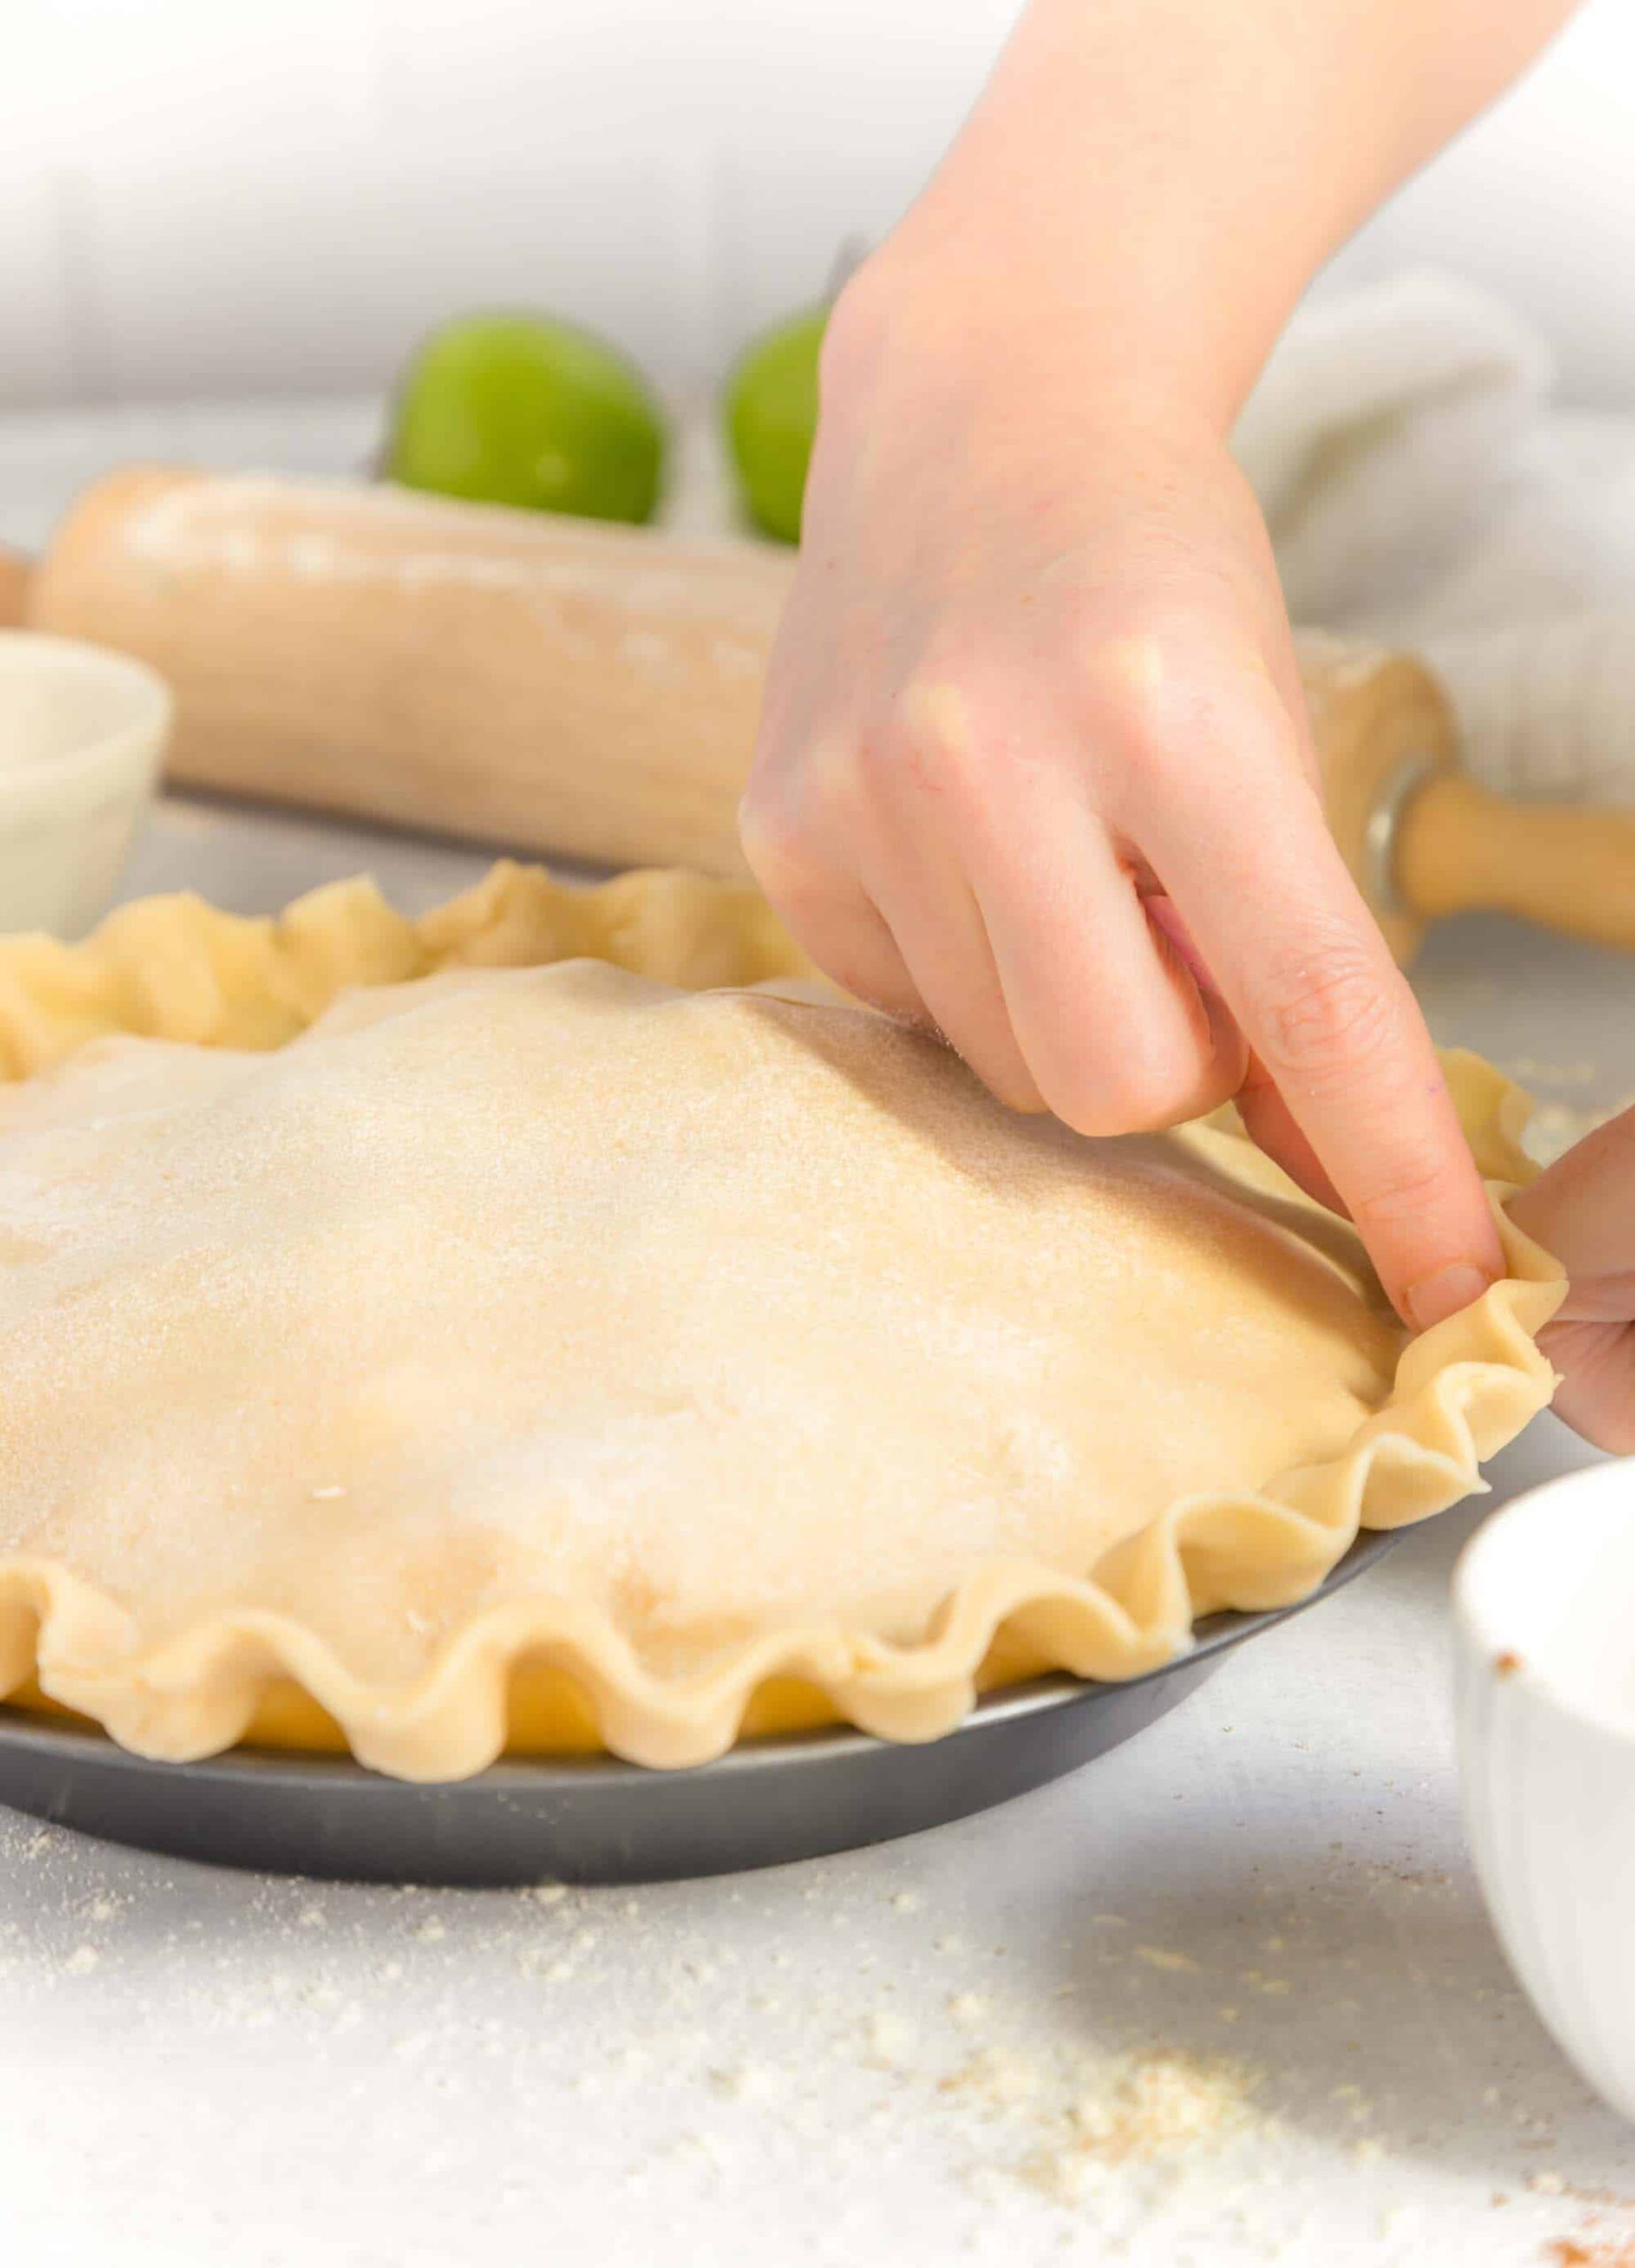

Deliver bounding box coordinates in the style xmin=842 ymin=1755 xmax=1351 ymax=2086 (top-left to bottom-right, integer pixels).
xmin=0 ymin=630 xmax=172 ymax=936
xmin=1454 ymin=1460 xmax=1635 ymax=2121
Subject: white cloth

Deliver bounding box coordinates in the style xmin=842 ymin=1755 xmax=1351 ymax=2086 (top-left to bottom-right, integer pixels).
xmin=1236 ymin=269 xmax=1635 ymax=805
xmin=2 ymin=286 xmax=1631 ymax=808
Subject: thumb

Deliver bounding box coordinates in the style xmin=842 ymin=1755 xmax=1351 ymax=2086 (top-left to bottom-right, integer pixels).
xmin=1508 ymin=1106 xmax=1635 ymax=1456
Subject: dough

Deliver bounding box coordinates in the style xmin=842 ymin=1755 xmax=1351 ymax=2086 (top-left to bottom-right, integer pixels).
xmin=0 ymin=865 xmax=1564 ymax=1775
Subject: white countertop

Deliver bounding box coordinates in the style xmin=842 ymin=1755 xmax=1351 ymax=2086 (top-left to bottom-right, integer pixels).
xmin=0 ymin=791 xmax=1630 ymax=2268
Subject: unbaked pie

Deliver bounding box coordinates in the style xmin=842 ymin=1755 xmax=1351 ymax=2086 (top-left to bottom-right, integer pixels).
xmin=0 ymin=863 xmax=1563 ymax=1775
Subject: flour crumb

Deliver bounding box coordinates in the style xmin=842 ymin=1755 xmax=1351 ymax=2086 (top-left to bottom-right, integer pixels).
xmin=710 ymin=2063 xmax=778 ymax=2104
xmin=673 ymin=2127 xmax=732 ymax=2171
xmin=943 ymin=2048 xmax=1042 ymax=2111
xmin=1027 ymin=2050 xmax=1261 ymax=2200
xmin=864 ymin=2012 xmax=916 ymax=2065
xmin=63 ymin=1945 xmax=101 ymax=1976
xmin=1240 ymin=1969 xmax=1290 ymax=1995
xmin=415 ymin=1919 xmax=447 ymax=1944
xmin=889 ymin=1891 xmax=921 ymax=1915
xmin=1528 ymin=2170 xmax=1566 ymax=2196
xmin=529 ymin=1883 xmax=569 ymax=1907
xmin=1135 ymin=1945 xmax=1200 ymax=1974
xmin=947 ymin=1992 xmax=990 ymax=2028
xmin=518 ymin=1946 xmax=576 ymax=1984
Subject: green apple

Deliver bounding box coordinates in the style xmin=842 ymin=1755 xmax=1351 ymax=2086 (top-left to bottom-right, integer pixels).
xmin=386 ymin=312 xmax=665 ymax=524
xmin=724 ymin=307 xmax=827 ymax=543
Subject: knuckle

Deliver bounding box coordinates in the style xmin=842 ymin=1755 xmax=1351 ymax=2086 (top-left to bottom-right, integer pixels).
xmin=1345 ymin=1148 xmax=1462 ymax=1238
xmin=1076 ymin=621 xmax=1294 ymax=814
xmin=1545 ymin=1326 xmax=1635 ymax=1456
xmin=735 ymin=788 xmax=799 ymax=883
xmin=1038 ymin=1038 xmax=1203 ymax=1138
xmin=1250 ymin=934 xmax=1398 ymax=1092
xmin=954 ymin=1032 xmax=1044 ymax=1117
xmin=1078 ymin=625 xmax=1175 ymax=749
xmin=888 ymin=678 xmax=990 ymax=811
xmin=805 ymin=739 xmax=869 ymax=838
xmin=740 ymin=740 xmax=864 ymax=891
xmin=833 ymin=959 xmax=915 ymax=1020
xmin=737 ymin=789 xmax=823 ymax=904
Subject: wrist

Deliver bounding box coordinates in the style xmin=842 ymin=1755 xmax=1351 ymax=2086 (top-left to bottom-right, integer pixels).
xmin=827 ymin=212 xmax=1241 ymax=454
xmin=860 ymin=0 xmax=1408 ymax=434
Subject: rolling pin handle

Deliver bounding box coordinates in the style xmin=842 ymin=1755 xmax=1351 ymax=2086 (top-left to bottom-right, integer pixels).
xmin=1396 ymin=770 xmax=1635 ymax=956
xmin=1362 ymin=750 xmax=1445 ymax=921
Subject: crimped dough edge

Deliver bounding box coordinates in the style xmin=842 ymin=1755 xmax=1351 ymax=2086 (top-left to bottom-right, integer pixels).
xmin=0 ymin=860 xmax=1565 ymax=1776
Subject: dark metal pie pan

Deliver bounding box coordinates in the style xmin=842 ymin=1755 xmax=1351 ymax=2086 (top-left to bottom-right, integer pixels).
xmin=0 ymin=1533 xmax=1395 ymax=1886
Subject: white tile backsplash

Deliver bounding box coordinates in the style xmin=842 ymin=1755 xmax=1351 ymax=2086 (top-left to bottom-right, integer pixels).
xmin=1 ymin=0 xmax=1632 ymax=411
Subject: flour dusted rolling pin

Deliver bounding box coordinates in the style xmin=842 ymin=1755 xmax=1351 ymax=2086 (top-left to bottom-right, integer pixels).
xmin=14 ymin=467 xmax=789 ymax=879
xmin=1304 ymin=629 xmax=1635 ymax=966
xmin=10 ymin=467 xmax=1635 ymax=964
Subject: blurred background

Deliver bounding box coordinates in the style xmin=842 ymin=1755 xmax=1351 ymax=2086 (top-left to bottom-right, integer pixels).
xmin=4 ymin=0 xmax=1634 ymax=945
xmin=1 ymin=0 xmax=1631 ymax=415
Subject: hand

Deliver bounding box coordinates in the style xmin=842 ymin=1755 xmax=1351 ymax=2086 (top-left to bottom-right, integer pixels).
xmin=1509 ymin=1108 xmax=1635 ymax=1453
xmin=740 ymin=248 xmax=1504 ymax=1332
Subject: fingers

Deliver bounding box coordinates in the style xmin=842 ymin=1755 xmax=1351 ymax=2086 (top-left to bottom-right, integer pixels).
xmin=1508 ymin=1107 xmax=1635 ymax=1313
xmin=746 ymin=760 xmax=1238 ymax=1130
xmin=861 ymin=843 xmax=1044 ymax=1110
xmin=748 ymin=633 xmax=1506 ymax=1340
xmin=1139 ymin=727 xmax=1504 ymax=1327
xmin=1233 ymin=1052 xmax=1343 ymax=1211
xmin=965 ymin=802 xmax=1246 ymax=1132
xmin=1535 ymin=1322 xmax=1635 ymax=1456
xmin=1508 ymin=1107 xmax=1635 ymax=1454
xmin=741 ymin=785 xmax=1036 ymax=1115
xmin=739 ymin=804 xmax=927 ymax=1022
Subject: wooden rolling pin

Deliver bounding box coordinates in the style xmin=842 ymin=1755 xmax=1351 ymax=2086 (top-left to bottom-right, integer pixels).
xmin=4 ymin=466 xmax=1632 ymax=965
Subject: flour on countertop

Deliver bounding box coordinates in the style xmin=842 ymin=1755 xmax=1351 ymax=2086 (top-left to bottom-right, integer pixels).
xmin=4 ymin=1808 xmax=1631 ymax=2266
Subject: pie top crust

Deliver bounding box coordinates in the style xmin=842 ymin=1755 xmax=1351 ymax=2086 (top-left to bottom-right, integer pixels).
xmin=0 ymin=863 xmax=1563 ymax=1776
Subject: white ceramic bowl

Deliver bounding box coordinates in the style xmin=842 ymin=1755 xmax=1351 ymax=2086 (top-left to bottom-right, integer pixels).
xmin=1454 ymin=1461 xmax=1635 ymax=2121
xmin=0 ymin=630 xmax=172 ymax=936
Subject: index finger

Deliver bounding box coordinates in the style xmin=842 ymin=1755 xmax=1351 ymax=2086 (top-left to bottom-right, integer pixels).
xmin=1143 ymin=764 xmax=1504 ymax=1332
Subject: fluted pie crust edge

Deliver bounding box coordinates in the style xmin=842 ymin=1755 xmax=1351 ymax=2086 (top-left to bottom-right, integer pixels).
xmin=0 ymin=862 xmax=1564 ymax=1776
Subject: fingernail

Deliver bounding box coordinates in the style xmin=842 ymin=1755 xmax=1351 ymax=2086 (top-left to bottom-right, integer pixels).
xmin=1406 ymin=1262 xmax=1492 ymax=1333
